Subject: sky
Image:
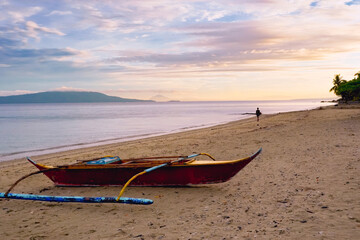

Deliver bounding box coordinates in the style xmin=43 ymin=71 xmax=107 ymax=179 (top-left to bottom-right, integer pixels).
xmin=0 ymin=0 xmax=360 ymax=101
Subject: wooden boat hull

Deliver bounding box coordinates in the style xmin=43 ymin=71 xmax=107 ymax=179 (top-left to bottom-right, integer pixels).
xmin=29 ymin=148 xmax=262 ymax=187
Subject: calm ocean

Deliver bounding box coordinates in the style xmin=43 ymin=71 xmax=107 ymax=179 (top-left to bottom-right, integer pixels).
xmin=0 ymin=100 xmax=333 ymax=161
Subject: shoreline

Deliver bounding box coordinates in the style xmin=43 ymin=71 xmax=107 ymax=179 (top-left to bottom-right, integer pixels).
xmin=1 ymin=104 xmax=359 ymax=239
xmin=0 ymin=115 xmax=254 ymax=164
xmin=0 ymin=100 xmax=335 ymax=163
xmin=1 ymin=102 xmax=334 ymax=164
xmin=0 ymin=115 xmax=260 ymax=168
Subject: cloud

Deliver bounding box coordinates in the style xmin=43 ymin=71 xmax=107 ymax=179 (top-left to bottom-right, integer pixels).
xmin=0 ymin=47 xmax=95 ymax=91
xmin=65 ymin=1 xmax=195 ymax=33
xmin=0 ymin=48 xmax=76 ymax=61
xmin=26 ymin=21 xmax=65 ymax=38
xmin=47 ymin=10 xmax=72 ymax=16
xmin=0 ymin=5 xmax=66 ymax=49
xmin=1 ymin=0 xmax=359 ymax=100
xmin=0 ymin=36 xmax=21 ymax=48
xmin=50 ymin=86 xmax=88 ymax=92
xmin=0 ymin=90 xmax=35 ymax=96
xmin=5 ymin=6 xmax=42 ymax=23
xmin=102 ymin=0 xmax=360 ymax=68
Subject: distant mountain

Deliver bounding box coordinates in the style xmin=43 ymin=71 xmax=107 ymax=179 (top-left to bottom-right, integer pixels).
xmin=150 ymin=95 xmax=171 ymax=102
xmin=150 ymin=94 xmax=180 ymax=102
xmin=0 ymin=91 xmax=154 ymax=104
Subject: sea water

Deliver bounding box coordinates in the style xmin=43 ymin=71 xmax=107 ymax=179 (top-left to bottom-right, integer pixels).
xmin=0 ymin=100 xmax=334 ymax=161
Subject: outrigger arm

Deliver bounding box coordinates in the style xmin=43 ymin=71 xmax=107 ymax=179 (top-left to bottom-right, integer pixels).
xmin=0 ymin=158 xmax=153 ymax=205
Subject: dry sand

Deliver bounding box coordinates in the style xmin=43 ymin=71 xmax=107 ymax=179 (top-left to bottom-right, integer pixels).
xmin=0 ymin=104 xmax=359 ymax=239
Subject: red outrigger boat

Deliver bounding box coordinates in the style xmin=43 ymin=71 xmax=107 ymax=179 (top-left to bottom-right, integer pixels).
xmin=27 ymin=148 xmax=262 ymax=187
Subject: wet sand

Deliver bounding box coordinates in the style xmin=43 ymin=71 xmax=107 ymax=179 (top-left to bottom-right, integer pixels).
xmin=0 ymin=104 xmax=359 ymax=239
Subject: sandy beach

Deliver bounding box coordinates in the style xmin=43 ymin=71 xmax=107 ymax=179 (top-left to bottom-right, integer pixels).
xmin=0 ymin=104 xmax=359 ymax=239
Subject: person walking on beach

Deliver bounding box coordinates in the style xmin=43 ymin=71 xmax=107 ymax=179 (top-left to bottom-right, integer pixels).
xmin=256 ymin=107 xmax=261 ymax=122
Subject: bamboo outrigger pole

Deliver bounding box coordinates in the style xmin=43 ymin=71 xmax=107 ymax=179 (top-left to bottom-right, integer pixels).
xmin=0 ymin=192 xmax=153 ymax=205
xmin=0 ymin=165 xmax=153 ymax=205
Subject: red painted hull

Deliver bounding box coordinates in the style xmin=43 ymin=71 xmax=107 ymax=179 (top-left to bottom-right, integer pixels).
xmin=29 ymin=148 xmax=262 ymax=186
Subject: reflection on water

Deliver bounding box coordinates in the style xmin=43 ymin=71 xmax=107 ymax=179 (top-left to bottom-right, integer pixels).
xmin=0 ymin=100 xmax=334 ymax=161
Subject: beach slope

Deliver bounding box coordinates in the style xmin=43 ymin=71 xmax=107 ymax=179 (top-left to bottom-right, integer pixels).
xmin=0 ymin=105 xmax=359 ymax=239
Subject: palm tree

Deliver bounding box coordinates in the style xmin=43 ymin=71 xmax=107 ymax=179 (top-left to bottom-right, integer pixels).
xmin=354 ymin=71 xmax=360 ymax=80
xmin=329 ymin=74 xmax=345 ymax=95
